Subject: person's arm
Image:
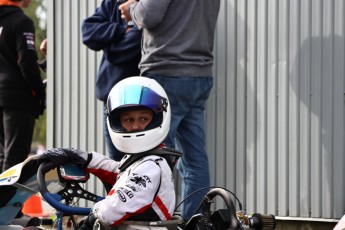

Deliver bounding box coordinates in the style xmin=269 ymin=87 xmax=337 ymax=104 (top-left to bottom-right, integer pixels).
xmin=119 ymin=0 xmax=171 ymax=29
xmin=92 ymin=160 xmax=161 ymax=226
xmin=16 ymin=18 xmax=45 ymax=116
xmin=81 ymin=0 xmax=127 ymax=51
xmin=104 ymin=26 xmax=141 ymax=65
xmin=86 ymin=151 xmax=119 ymax=185
xmin=38 ymin=148 xmax=119 ymax=185
xmin=16 ymin=18 xmax=44 ymax=90
xmin=40 ymin=38 xmax=47 ymax=56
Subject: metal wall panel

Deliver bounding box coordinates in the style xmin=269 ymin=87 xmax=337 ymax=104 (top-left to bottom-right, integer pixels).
xmin=48 ymin=0 xmax=345 ymax=220
xmin=207 ymin=0 xmax=345 ymax=220
xmin=47 ymin=0 xmax=107 ymax=205
xmin=47 ymin=0 xmax=104 ymax=150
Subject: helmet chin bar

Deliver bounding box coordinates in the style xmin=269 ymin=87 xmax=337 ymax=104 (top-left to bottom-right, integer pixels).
xmin=111 ymin=126 xmax=168 ymax=154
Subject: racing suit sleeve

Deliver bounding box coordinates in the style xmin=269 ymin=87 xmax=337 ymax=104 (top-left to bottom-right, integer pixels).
xmin=81 ymin=0 xmax=127 ymax=51
xmin=129 ymin=0 xmax=171 ymax=29
xmin=86 ymin=151 xmax=120 ymax=185
xmin=92 ymin=160 xmax=161 ymax=226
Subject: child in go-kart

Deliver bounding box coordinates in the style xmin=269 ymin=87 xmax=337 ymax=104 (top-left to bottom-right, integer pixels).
xmin=38 ymin=77 xmax=181 ymax=229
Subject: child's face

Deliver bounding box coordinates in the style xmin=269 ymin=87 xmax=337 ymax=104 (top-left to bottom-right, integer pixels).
xmin=119 ymin=108 xmax=153 ymax=132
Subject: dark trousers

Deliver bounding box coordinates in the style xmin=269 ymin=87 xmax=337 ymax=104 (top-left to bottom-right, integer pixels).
xmin=0 ymin=107 xmax=35 ymax=173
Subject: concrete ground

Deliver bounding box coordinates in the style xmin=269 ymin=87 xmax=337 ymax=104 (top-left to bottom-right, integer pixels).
xmin=275 ymin=219 xmax=338 ymax=230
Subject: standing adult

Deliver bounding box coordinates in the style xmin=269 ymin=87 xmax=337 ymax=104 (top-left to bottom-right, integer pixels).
xmin=81 ymin=0 xmax=142 ymax=161
xmin=0 ymin=0 xmax=46 ymax=173
xmin=119 ymin=0 xmax=221 ymax=221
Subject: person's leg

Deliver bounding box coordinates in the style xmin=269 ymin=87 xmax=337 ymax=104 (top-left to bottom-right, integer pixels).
xmin=2 ymin=107 xmax=35 ymax=172
xmin=0 ymin=107 xmax=4 ymax=173
xmin=144 ymin=75 xmax=185 ymax=149
xmin=146 ymin=74 xmax=214 ymax=221
xmin=103 ymin=105 xmax=125 ymax=161
xmin=175 ymin=77 xmax=213 ymax=220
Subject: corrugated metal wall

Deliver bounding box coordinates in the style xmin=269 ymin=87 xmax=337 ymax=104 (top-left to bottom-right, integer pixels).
xmin=47 ymin=0 xmax=345 ymax=220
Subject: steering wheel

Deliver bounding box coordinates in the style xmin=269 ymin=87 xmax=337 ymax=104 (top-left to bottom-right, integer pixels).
xmin=205 ymin=188 xmax=240 ymax=229
xmin=37 ymin=162 xmax=104 ymax=216
xmin=185 ymin=188 xmax=240 ymax=229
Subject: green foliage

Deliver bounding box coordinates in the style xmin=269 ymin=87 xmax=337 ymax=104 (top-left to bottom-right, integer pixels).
xmin=23 ymin=0 xmax=47 ymax=146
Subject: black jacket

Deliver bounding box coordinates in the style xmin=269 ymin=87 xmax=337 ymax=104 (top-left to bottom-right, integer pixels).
xmin=0 ymin=5 xmax=45 ymax=117
xmin=81 ymin=0 xmax=142 ymax=102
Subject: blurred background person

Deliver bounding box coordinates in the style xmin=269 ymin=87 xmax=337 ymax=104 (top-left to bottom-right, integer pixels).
xmin=0 ymin=0 xmax=46 ymax=173
xmin=81 ymin=0 xmax=141 ymax=161
xmin=38 ymin=38 xmax=47 ymax=71
xmin=120 ymin=0 xmax=221 ymax=221
xmin=39 ymin=38 xmax=47 ymax=56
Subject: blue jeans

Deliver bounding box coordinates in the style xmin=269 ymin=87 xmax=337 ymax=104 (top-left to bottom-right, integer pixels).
xmin=103 ymin=105 xmax=125 ymax=161
xmin=145 ymin=74 xmax=213 ymax=220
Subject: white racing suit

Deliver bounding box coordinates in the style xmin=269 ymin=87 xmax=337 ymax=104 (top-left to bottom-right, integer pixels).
xmin=85 ymin=151 xmax=176 ymax=227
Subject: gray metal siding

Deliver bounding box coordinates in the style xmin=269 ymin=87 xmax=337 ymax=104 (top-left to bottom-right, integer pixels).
xmin=48 ymin=0 xmax=345 ymax=219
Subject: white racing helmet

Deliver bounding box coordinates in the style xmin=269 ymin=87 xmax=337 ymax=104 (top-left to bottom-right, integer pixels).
xmin=106 ymin=76 xmax=170 ymax=154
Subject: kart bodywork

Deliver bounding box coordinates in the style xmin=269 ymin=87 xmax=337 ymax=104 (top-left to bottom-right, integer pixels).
xmin=0 ymin=156 xmax=276 ymax=230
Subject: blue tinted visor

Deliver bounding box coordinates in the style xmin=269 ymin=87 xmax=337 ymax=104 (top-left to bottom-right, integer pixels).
xmin=107 ymin=85 xmax=168 ymax=131
xmin=107 ymin=85 xmax=168 ymax=114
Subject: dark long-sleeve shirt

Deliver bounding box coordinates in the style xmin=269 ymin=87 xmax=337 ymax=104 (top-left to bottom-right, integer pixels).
xmin=82 ymin=0 xmax=142 ymax=102
xmin=0 ymin=5 xmax=45 ymax=116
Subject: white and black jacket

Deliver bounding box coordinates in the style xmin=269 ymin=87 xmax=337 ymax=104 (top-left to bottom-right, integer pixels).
xmin=86 ymin=151 xmax=176 ymax=227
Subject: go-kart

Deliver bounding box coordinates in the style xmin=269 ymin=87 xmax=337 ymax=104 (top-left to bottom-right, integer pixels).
xmin=0 ymin=155 xmax=276 ymax=230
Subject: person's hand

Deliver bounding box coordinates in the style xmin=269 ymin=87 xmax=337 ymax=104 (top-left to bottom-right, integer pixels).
xmin=79 ymin=213 xmax=97 ymax=230
xmin=33 ymin=86 xmax=46 ymax=116
xmin=38 ymin=148 xmax=91 ymax=171
xmin=119 ymin=0 xmax=137 ymax=21
xmin=125 ymin=26 xmax=133 ymax=33
xmin=40 ymin=39 xmax=47 ymax=56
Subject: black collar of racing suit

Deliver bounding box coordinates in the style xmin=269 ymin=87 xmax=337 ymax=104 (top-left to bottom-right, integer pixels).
xmin=118 ymin=147 xmax=182 ymax=172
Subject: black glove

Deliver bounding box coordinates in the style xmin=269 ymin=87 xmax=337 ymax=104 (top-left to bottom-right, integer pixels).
xmin=80 ymin=213 xmax=97 ymax=230
xmin=38 ymin=148 xmax=91 ymax=171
